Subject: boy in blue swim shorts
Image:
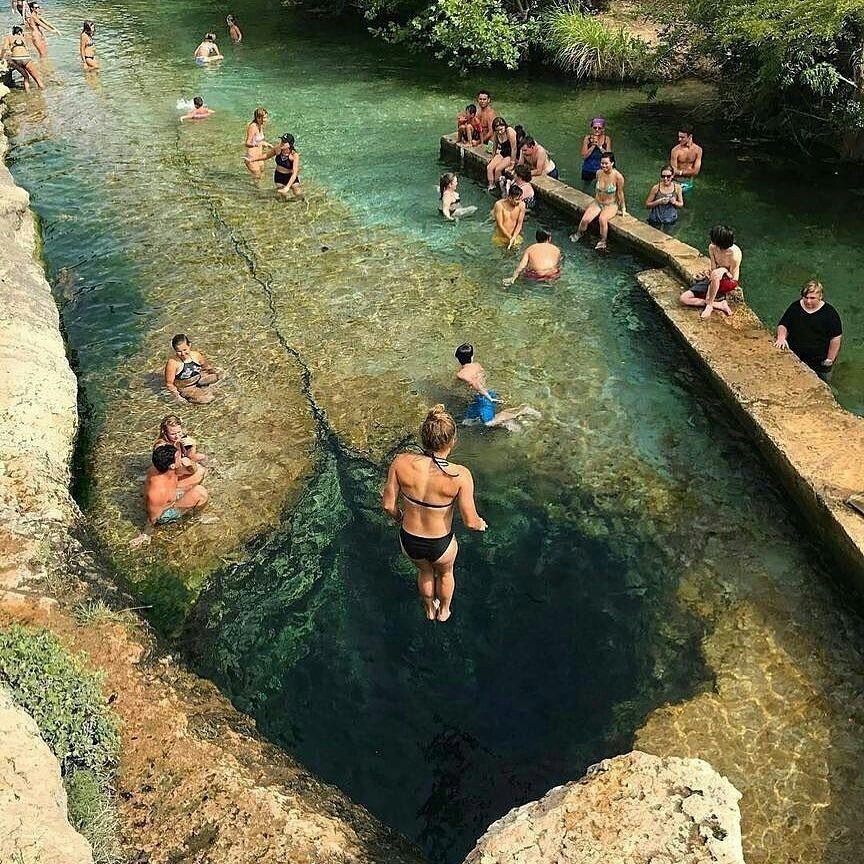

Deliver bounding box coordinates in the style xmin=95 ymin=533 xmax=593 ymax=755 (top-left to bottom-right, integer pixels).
xmin=455 ymin=343 xmax=540 ymax=431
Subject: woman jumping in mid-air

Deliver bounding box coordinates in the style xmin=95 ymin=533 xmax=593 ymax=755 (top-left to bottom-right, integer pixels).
xmin=382 ymin=405 xmax=488 ymax=623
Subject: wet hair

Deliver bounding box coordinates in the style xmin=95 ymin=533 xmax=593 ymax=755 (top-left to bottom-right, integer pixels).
xmin=536 ymin=228 xmax=552 ymax=243
xmin=253 ymin=107 xmax=267 ymax=126
xmin=280 ymin=133 xmax=295 ymax=147
xmin=465 ymin=104 xmax=477 ymax=115
xmin=420 ymin=404 xmax=456 ymax=453
xmin=171 ymin=333 xmax=190 ymax=350
xmin=159 ymin=414 xmax=183 ymax=439
xmin=514 ymin=164 xmax=532 ymax=182
xmin=477 ymin=90 xmax=492 ymax=100
xmin=801 ymin=279 xmax=824 ymax=298
xmin=678 ymin=126 xmax=693 ymax=137
xmin=193 ymin=96 xmax=204 ymax=108
xmin=439 ymin=172 xmax=456 ymax=199
xmin=455 ymin=343 xmax=474 ymax=365
xmin=204 ymin=32 xmax=216 ymax=41
xmin=12 ymin=25 xmax=23 ymax=34
xmin=523 ymin=137 xmax=536 ymax=148
xmin=600 ymin=152 xmax=615 ymax=164
xmin=507 ymin=185 xmax=523 ymax=199
xmin=709 ymin=225 xmax=734 ymax=249
xmin=660 ymin=164 xmax=674 ymax=176
xmin=82 ymin=21 xmax=95 ymax=35
xmin=152 ymin=444 xmax=177 ymax=474
xmin=226 ymin=14 xmax=236 ymax=24
xmin=492 ymin=116 xmax=507 ymax=130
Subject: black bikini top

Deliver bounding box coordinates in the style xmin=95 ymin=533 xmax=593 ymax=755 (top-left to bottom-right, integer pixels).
xmin=400 ymin=450 xmax=460 ymax=508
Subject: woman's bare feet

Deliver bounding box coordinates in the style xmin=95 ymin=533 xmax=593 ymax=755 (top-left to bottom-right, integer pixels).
xmin=436 ymin=605 xmax=452 ymax=623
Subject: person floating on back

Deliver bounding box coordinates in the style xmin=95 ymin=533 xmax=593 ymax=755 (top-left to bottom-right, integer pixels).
xmin=670 ymin=127 xmax=702 ymax=192
xmin=679 ymin=225 xmax=742 ymax=319
xmin=382 ymin=405 xmax=487 ymax=622
xmin=130 ymin=444 xmax=209 ymax=547
xmin=455 ymin=343 xmax=540 ymax=431
xmin=164 ymin=333 xmax=224 ymax=404
xmin=179 ymin=96 xmax=215 ymax=122
xmin=503 ymin=229 xmax=561 ymax=285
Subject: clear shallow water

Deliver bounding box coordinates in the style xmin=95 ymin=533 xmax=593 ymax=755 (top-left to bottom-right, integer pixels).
xmin=6 ymin=1 xmax=864 ymax=861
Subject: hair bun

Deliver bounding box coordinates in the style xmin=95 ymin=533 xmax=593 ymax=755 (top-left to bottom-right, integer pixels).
xmin=427 ymin=404 xmax=446 ymax=418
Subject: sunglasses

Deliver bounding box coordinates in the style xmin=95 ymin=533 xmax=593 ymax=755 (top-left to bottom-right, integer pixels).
xmin=661 ymin=174 xmax=673 ymax=179
xmin=592 ymin=125 xmax=603 ymax=130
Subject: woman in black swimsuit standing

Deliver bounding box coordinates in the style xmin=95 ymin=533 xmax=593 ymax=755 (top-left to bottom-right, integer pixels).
xmin=79 ymin=20 xmax=98 ymax=70
xmin=250 ymin=132 xmax=304 ymax=199
xmin=382 ymin=405 xmax=487 ymax=622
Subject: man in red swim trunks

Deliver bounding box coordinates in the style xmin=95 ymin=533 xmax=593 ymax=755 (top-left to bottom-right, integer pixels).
xmin=503 ymin=229 xmax=561 ymax=285
xmin=679 ymin=224 xmax=742 ymax=319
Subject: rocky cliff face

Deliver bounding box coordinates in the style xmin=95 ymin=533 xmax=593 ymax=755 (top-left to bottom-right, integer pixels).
xmin=463 ymin=751 xmax=745 ymax=864
xmin=0 ymin=687 xmax=94 ymax=864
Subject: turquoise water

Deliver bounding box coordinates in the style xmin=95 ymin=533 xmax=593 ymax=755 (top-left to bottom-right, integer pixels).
xmin=6 ymin=1 xmax=864 ymax=862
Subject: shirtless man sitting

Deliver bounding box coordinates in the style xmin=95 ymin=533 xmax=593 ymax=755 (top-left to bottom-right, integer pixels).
xmin=130 ymin=444 xmax=209 ymax=547
xmin=503 ymin=229 xmax=561 ymax=285
xmin=670 ymin=127 xmax=703 ymax=191
xmin=679 ymin=224 xmax=742 ymax=319
xmin=455 ymin=343 xmax=540 ymax=431
xmin=164 ymin=333 xmax=224 ymax=405
xmin=517 ymin=137 xmax=559 ymax=180
xmin=475 ymin=90 xmax=497 ymax=145
xmin=491 ymin=186 xmax=526 ymax=251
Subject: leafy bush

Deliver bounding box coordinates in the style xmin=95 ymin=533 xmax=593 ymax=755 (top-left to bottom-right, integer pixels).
xmin=544 ymin=2 xmax=654 ymax=81
xmin=0 ymin=625 xmax=119 ymax=778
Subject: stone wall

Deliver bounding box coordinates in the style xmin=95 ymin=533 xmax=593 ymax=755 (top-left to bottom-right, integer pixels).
xmin=441 ymin=134 xmax=864 ymax=590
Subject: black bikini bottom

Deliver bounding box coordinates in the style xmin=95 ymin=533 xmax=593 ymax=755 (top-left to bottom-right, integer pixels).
xmin=399 ymin=528 xmax=453 ymax=563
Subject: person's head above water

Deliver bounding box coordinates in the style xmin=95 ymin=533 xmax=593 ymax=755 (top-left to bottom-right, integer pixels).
xmin=159 ymin=414 xmax=184 ymax=441
xmin=253 ymin=107 xmax=268 ymax=126
xmin=226 ymin=14 xmax=237 ymax=24
xmin=677 ymin=127 xmax=694 ymax=144
xmin=82 ymin=21 xmax=95 ymax=35
xmin=193 ymin=96 xmax=204 ymax=108
xmin=171 ymin=333 xmax=191 ymax=351
xmin=280 ymin=133 xmax=295 ymax=148
xmin=12 ymin=24 xmax=23 ymax=34
xmin=660 ymin=164 xmax=674 ymax=179
xmin=600 ymin=152 xmax=615 ymax=169
xmin=204 ymin=32 xmax=217 ymax=42
xmin=709 ymin=224 xmax=734 ymax=249
xmin=515 ymin=164 xmax=532 ymax=182
xmin=421 ymin=404 xmax=457 ymax=454
xmin=476 ymin=90 xmax=492 ymax=105
xmin=455 ymin=343 xmax=474 ymax=365
xmin=536 ymin=228 xmax=552 ymax=243
xmin=439 ymin=172 xmax=457 ymax=198
xmin=152 ymin=444 xmax=178 ymax=474
xmin=591 ymin=117 xmax=606 ymax=131
xmin=507 ymin=185 xmax=523 ymax=200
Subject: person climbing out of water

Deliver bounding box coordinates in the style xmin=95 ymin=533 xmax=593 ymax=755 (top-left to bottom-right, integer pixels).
xmin=679 ymin=224 xmax=742 ymax=319
xmin=570 ymin=152 xmax=626 ymax=251
xmin=194 ymin=32 xmax=223 ymax=63
xmin=243 ymin=107 xmax=270 ymax=177
xmin=226 ymin=14 xmax=242 ymax=43
xmin=503 ymin=229 xmax=561 ymax=285
xmin=580 ymin=118 xmax=612 ymax=183
xmin=492 ymin=185 xmax=526 ymax=250
xmin=79 ymin=20 xmax=98 ymax=70
xmin=1 ymin=25 xmax=44 ymax=89
xmin=382 ymin=405 xmax=487 ymax=622
xmin=164 ymin=333 xmax=224 ymax=405
xmin=130 ymin=444 xmax=209 ymax=548
xmin=25 ymin=3 xmax=59 ymax=59
xmin=439 ymin=173 xmax=477 ymax=221
xmin=645 ymin=165 xmax=683 ymax=228
xmin=456 ymin=104 xmax=483 ymax=146
xmin=518 ymin=137 xmax=559 ymax=180
xmin=454 ymin=343 xmax=541 ymax=430
xmin=154 ymin=414 xmax=209 ymax=487
xmin=179 ymin=96 xmax=215 ymax=121
xmin=250 ymin=133 xmax=304 ymax=198
xmin=475 ymin=90 xmax=497 ymax=145
xmin=486 ymin=117 xmax=518 ymax=191
xmin=670 ymin=127 xmax=702 ymax=192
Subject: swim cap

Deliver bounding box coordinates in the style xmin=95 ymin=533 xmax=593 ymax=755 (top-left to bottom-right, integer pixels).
xmin=591 ymin=117 xmax=606 ymax=126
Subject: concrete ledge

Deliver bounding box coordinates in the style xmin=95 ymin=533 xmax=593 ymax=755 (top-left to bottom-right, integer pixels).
xmin=441 ymin=133 xmax=864 ymax=587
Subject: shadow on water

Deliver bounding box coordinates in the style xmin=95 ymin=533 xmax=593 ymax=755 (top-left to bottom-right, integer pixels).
xmin=185 ymin=435 xmax=710 ymax=863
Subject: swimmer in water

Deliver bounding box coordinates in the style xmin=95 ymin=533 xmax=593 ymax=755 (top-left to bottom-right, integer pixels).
xmin=243 ymin=107 xmax=269 ymax=177
xmin=503 ymin=229 xmax=561 ymax=285
xmin=250 ymin=133 xmax=304 ymax=199
xmin=455 ymin=343 xmax=540 ymax=430
xmin=153 ymin=414 xmax=209 ymax=484
xmin=164 ymin=333 xmax=224 ymax=405
xmin=439 ymin=173 xmax=477 ymax=221
xmin=193 ymin=32 xmax=223 ymax=63
xmin=382 ymin=405 xmax=488 ymax=622
xmin=25 ymin=3 xmax=59 ymax=59
xmin=179 ymin=96 xmax=215 ymax=121
xmin=1 ymin=25 xmax=44 ymax=89
xmin=226 ymin=14 xmax=242 ymax=43
xmin=79 ymin=20 xmax=98 ymax=70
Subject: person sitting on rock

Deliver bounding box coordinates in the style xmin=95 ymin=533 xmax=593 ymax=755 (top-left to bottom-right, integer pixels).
xmin=164 ymin=333 xmax=224 ymax=405
xmin=456 ymin=103 xmax=483 ymax=146
xmin=130 ymin=444 xmax=209 ymax=547
xmin=679 ymin=225 xmax=742 ymax=319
